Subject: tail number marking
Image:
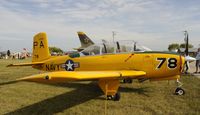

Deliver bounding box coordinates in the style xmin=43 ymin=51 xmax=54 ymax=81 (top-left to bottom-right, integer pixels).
xmin=33 ymin=40 xmax=44 ymax=49
xmin=156 ymin=58 xmax=177 ymax=69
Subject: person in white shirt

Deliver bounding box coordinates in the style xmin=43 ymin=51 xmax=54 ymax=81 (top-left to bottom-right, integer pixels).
xmin=195 ymin=48 xmax=200 ymax=73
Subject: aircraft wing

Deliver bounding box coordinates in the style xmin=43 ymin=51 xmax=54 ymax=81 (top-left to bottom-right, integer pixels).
xmin=7 ymin=62 xmax=44 ymax=67
xmin=17 ymin=70 xmax=146 ymax=82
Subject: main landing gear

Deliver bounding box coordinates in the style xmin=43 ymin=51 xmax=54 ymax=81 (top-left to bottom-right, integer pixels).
xmin=175 ymin=79 xmax=185 ymax=95
xmin=122 ymin=78 xmax=132 ymax=83
xmin=107 ymin=92 xmax=120 ymax=101
xmin=98 ymin=79 xmax=120 ymax=101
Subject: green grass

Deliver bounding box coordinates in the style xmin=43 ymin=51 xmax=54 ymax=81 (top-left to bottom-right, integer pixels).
xmin=0 ymin=59 xmax=200 ymax=115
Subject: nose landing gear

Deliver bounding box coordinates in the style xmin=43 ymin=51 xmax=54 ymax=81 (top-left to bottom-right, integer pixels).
xmin=175 ymin=87 xmax=185 ymax=95
xmin=175 ymin=79 xmax=185 ymax=95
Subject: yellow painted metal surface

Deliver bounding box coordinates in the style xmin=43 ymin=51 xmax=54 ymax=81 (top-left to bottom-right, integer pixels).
xmin=38 ymin=53 xmax=184 ymax=79
xmin=17 ymin=70 xmax=146 ymax=82
xmin=7 ymin=62 xmax=44 ymax=67
xmin=32 ymin=32 xmax=50 ymax=62
xmin=98 ymin=79 xmax=119 ymax=95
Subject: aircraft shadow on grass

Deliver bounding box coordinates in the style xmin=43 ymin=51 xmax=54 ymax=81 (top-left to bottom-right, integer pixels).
xmin=0 ymin=80 xmax=19 ymax=86
xmin=5 ymin=82 xmax=149 ymax=115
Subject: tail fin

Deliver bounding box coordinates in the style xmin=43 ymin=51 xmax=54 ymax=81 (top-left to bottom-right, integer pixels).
xmin=32 ymin=32 xmax=50 ymax=62
xmin=77 ymin=31 xmax=94 ymax=48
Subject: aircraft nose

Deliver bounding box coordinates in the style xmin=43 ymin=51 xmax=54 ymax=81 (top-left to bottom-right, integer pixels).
xmin=180 ymin=56 xmax=185 ymax=73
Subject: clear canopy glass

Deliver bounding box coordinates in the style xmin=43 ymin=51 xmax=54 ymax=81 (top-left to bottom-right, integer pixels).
xmin=69 ymin=40 xmax=151 ymax=58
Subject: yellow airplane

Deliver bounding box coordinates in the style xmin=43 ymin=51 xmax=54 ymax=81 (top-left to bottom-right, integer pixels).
xmin=8 ymin=32 xmax=186 ymax=101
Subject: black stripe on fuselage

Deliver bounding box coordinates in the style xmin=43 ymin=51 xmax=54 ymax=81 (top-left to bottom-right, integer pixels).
xmin=134 ymin=51 xmax=180 ymax=55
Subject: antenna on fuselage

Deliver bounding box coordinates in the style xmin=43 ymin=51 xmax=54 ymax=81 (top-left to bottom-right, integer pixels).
xmin=112 ymin=31 xmax=116 ymax=43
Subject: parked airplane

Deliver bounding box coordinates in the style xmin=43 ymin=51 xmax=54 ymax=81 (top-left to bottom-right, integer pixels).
xmin=8 ymin=32 xmax=187 ymax=101
xmin=75 ymin=32 xmax=152 ymax=52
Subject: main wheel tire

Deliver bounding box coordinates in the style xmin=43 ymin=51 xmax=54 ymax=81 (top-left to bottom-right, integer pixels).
xmin=175 ymin=87 xmax=185 ymax=95
xmin=127 ymin=79 xmax=133 ymax=83
xmin=124 ymin=78 xmax=132 ymax=83
xmin=113 ymin=92 xmax=120 ymax=101
xmin=107 ymin=95 xmax=113 ymax=100
xmin=122 ymin=79 xmax=126 ymax=83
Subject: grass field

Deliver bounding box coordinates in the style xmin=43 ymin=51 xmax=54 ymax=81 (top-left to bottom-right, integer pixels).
xmin=0 ymin=59 xmax=200 ymax=115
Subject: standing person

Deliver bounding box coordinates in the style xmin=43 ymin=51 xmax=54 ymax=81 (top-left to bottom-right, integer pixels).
xmin=195 ymin=48 xmax=200 ymax=73
xmin=7 ymin=50 xmax=10 ymax=59
xmin=184 ymin=59 xmax=189 ymax=74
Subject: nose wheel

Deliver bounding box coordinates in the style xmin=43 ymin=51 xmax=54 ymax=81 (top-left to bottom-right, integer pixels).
xmin=175 ymin=79 xmax=185 ymax=95
xmin=175 ymin=87 xmax=185 ymax=95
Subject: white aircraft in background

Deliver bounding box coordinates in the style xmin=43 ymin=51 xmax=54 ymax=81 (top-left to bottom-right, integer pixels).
xmin=75 ymin=32 xmax=152 ymax=53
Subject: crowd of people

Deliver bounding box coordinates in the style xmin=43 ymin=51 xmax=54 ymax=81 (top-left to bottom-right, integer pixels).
xmin=0 ymin=49 xmax=31 ymax=60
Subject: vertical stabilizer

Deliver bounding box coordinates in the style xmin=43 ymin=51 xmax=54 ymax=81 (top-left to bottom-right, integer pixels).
xmin=32 ymin=32 xmax=50 ymax=62
xmin=77 ymin=31 xmax=94 ymax=48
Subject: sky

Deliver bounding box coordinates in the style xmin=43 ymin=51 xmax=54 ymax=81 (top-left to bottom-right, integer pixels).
xmin=0 ymin=0 xmax=200 ymax=52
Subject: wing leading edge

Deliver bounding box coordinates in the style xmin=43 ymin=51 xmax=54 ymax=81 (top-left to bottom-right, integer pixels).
xmin=17 ymin=70 xmax=146 ymax=82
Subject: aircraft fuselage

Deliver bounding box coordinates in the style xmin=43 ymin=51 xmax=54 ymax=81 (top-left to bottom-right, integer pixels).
xmin=34 ymin=52 xmax=185 ymax=80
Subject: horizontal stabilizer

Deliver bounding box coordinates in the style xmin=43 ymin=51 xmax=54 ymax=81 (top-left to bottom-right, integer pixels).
xmin=7 ymin=62 xmax=44 ymax=67
xmin=17 ymin=70 xmax=146 ymax=82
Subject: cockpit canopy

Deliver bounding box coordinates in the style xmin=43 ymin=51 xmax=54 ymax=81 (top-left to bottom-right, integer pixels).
xmin=69 ymin=40 xmax=151 ymax=58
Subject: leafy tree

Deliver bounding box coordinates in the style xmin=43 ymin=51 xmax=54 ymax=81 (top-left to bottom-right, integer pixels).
xmin=49 ymin=46 xmax=63 ymax=53
xmin=179 ymin=43 xmax=193 ymax=48
xmin=168 ymin=43 xmax=180 ymax=51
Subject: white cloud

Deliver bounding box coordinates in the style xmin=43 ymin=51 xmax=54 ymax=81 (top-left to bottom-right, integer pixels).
xmin=0 ymin=0 xmax=200 ymax=51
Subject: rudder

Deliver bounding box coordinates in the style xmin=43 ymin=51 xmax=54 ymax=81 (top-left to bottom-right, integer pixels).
xmin=77 ymin=31 xmax=94 ymax=48
xmin=32 ymin=32 xmax=50 ymax=62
